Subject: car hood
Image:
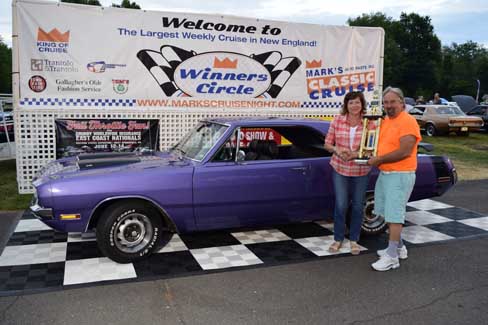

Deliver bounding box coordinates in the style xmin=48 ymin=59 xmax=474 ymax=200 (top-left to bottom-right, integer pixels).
xmin=32 ymin=151 xmax=190 ymax=186
xmin=451 ymin=95 xmax=477 ymax=112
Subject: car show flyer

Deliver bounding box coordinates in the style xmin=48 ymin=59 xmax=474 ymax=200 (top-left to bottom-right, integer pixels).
xmin=55 ymin=119 xmax=159 ymax=158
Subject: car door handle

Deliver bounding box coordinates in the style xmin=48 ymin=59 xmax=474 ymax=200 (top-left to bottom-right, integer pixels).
xmin=290 ymin=167 xmax=308 ymax=171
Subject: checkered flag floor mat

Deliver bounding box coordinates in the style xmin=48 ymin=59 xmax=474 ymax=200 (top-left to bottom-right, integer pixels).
xmin=1 ymin=199 xmax=487 ymax=296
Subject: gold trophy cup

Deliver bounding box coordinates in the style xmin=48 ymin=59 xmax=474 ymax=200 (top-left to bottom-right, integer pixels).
xmin=354 ymin=90 xmax=383 ymax=164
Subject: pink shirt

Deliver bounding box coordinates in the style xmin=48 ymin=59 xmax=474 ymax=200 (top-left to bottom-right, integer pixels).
xmin=325 ymin=114 xmax=372 ymax=177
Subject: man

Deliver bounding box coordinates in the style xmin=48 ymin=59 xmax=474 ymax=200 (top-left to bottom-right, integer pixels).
xmin=367 ymin=87 xmax=421 ymax=271
xmin=433 ymin=92 xmax=442 ymax=104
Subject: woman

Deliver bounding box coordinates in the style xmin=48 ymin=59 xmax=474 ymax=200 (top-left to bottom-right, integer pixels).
xmin=324 ymin=91 xmax=371 ymax=255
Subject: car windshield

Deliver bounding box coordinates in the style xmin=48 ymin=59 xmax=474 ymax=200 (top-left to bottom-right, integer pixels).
xmin=172 ymin=121 xmax=228 ymax=161
xmin=435 ymin=106 xmax=465 ymax=115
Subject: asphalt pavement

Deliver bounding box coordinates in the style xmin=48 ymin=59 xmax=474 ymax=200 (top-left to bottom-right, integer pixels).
xmin=0 ymin=180 xmax=487 ymax=325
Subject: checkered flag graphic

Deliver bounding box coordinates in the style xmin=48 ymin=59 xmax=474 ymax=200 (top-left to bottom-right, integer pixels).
xmin=251 ymin=51 xmax=301 ymax=98
xmin=137 ymin=45 xmax=196 ymax=96
xmin=137 ymin=46 xmax=301 ymax=98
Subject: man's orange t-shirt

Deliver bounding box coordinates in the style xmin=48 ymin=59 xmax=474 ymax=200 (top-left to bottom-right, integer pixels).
xmin=377 ymin=110 xmax=421 ymax=171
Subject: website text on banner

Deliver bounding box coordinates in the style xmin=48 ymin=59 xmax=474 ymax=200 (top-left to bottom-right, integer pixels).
xmin=15 ymin=0 xmax=384 ymax=110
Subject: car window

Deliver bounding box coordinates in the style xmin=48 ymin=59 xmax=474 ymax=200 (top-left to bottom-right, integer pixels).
xmin=172 ymin=121 xmax=228 ymax=161
xmin=435 ymin=106 xmax=464 ymax=115
xmin=468 ymin=107 xmax=482 ymax=115
xmin=470 ymin=106 xmax=487 ymax=115
xmin=409 ymin=107 xmax=425 ymax=115
xmin=221 ymin=125 xmax=330 ymax=161
xmin=210 ymin=125 xmax=331 ymax=162
xmin=212 ymin=129 xmax=238 ymax=162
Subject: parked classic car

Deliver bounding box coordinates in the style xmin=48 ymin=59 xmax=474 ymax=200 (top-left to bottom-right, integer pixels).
xmin=408 ymin=104 xmax=484 ymax=136
xmin=30 ymin=118 xmax=457 ymax=263
xmin=466 ymin=105 xmax=488 ymax=132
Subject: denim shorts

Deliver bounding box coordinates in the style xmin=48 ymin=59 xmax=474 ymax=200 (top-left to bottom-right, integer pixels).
xmin=373 ymin=171 xmax=416 ymax=224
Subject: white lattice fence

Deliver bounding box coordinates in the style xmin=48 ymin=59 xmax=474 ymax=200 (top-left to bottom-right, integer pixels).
xmin=15 ymin=108 xmax=338 ymax=193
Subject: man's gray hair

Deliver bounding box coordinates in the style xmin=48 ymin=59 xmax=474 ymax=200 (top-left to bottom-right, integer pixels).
xmin=383 ymin=86 xmax=405 ymax=103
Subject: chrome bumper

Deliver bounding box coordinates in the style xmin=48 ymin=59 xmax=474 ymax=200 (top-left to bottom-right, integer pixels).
xmin=30 ymin=192 xmax=53 ymax=219
xmin=30 ymin=204 xmax=53 ymax=219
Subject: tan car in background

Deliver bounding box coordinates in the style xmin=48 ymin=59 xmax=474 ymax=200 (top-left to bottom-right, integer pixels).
xmin=408 ymin=105 xmax=484 ymax=136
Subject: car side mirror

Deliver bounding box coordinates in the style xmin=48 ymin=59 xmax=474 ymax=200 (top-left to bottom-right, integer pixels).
xmin=418 ymin=142 xmax=434 ymax=152
xmin=236 ymin=150 xmax=246 ymax=162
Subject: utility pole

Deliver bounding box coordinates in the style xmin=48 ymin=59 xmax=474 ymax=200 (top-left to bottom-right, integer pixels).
xmin=476 ymin=79 xmax=480 ymax=102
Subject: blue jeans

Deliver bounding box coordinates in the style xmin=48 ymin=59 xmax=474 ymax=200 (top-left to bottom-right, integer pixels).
xmin=332 ymin=169 xmax=369 ymax=242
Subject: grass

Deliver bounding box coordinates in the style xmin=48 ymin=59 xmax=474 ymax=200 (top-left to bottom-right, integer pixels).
xmin=0 ymin=159 xmax=32 ymax=211
xmin=422 ymin=132 xmax=488 ymax=181
xmin=0 ymin=132 xmax=487 ymax=210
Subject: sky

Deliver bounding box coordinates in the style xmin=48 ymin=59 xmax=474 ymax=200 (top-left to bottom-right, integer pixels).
xmin=1 ymin=0 xmax=487 ymax=48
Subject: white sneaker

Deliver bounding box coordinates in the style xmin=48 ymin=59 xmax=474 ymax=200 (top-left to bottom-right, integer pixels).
xmin=377 ymin=246 xmax=408 ymax=260
xmin=371 ymin=255 xmax=400 ymax=271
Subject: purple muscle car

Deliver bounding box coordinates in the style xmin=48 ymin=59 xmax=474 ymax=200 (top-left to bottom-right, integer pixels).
xmin=30 ymin=118 xmax=457 ymax=263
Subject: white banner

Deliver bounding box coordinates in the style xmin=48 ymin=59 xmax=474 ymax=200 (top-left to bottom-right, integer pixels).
xmin=15 ymin=0 xmax=384 ymax=110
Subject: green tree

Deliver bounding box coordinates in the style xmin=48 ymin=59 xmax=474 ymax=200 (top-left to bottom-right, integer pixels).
xmin=394 ymin=13 xmax=441 ymax=99
xmin=347 ymin=13 xmax=404 ymax=89
xmin=442 ymin=41 xmax=488 ymax=97
xmin=348 ymin=12 xmax=441 ymax=99
xmin=438 ymin=46 xmax=454 ymax=97
xmin=0 ymin=39 xmax=12 ymax=94
xmin=112 ymin=0 xmax=141 ymax=9
xmin=477 ymin=56 xmax=488 ymax=99
xmin=60 ymin=0 xmax=101 ymax=5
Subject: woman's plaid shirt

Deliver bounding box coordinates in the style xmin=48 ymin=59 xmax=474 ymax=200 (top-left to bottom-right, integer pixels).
xmin=325 ymin=114 xmax=371 ymax=177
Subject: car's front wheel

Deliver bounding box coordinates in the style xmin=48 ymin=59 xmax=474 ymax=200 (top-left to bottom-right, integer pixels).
xmin=96 ymin=200 xmax=173 ymax=263
xmin=361 ymin=193 xmax=387 ymax=235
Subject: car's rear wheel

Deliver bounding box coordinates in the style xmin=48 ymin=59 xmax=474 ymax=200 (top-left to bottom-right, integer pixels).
xmin=361 ymin=193 xmax=387 ymax=235
xmin=425 ymin=123 xmax=436 ymax=137
xmin=96 ymin=200 xmax=173 ymax=263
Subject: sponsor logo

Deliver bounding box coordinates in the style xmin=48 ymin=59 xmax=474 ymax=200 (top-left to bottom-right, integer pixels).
xmin=213 ymin=57 xmax=237 ymax=69
xmin=87 ymin=61 xmax=127 ymax=73
xmin=37 ymin=28 xmax=70 ymax=54
xmin=113 ymin=79 xmax=129 ymax=94
xmin=305 ymin=60 xmax=322 ymax=69
xmin=305 ymin=59 xmax=376 ymax=99
xmin=28 ymin=75 xmax=47 ymax=92
xmin=31 ymin=59 xmax=43 ymax=71
xmin=174 ymin=53 xmax=270 ymax=98
xmin=56 ymin=79 xmax=102 ymax=93
xmin=31 ymin=59 xmax=79 ymax=72
xmin=137 ymin=45 xmax=301 ymax=99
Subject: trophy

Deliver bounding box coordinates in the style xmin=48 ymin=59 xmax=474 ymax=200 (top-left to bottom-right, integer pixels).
xmin=354 ymin=90 xmax=383 ymax=164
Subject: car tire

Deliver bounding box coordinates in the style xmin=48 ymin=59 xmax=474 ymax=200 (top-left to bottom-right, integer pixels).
xmin=425 ymin=124 xmax=436 ymax=137
xmin=360 ymin=193 xmax=387 ymax=236
xmin=96 ymin=200 xmax=173 ymax=263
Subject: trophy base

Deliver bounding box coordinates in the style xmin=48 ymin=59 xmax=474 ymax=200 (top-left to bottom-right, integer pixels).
xmin=354 ymin=158 xmax=370 ymax=165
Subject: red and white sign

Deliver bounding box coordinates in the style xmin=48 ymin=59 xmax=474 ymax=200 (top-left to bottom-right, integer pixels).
xmin=238 ymin=128 xmax=282 ymax=147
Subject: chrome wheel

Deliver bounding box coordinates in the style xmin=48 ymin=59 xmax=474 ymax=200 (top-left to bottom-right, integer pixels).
xmin=114 ymin=213 xmax=154 ymax=254
xmin=361 ymin=195 xmax=386 ymax=234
